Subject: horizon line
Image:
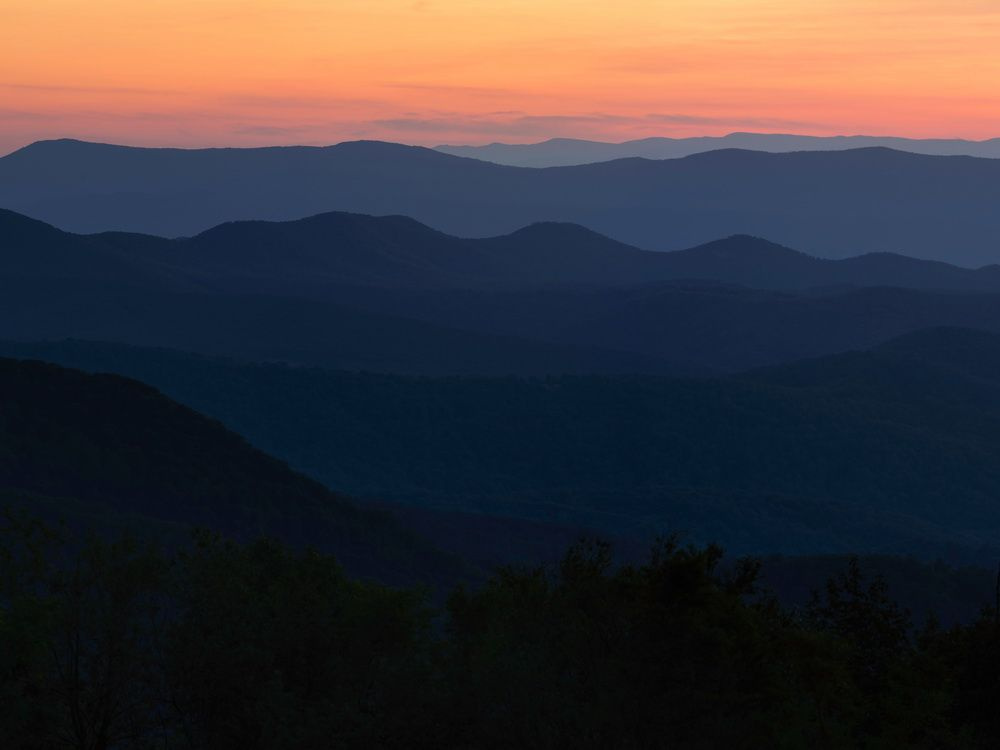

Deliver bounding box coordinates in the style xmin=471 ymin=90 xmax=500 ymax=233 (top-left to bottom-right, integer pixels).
xmin=5 ymin=130 xmax=1000 ymax=159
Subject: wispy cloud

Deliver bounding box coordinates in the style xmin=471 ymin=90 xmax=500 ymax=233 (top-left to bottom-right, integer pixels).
xmin=0 ymin=107 xmax=51 ymax=121
xmin=373 ymin=113 xmax=626 ymax=134
xmin=221 ymin=93 xmax=389 ymax=110
xmin=0 ymin=82 xmax=177 ymax=96
xmin=232 ymin=125 xmax=312 ymax=136
xmin=381 ymin=82 xmax=520 ymax=97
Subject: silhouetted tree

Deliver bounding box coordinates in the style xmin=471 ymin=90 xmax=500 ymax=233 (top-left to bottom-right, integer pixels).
xmin=165 ymin=533 xmax=439 ymax=750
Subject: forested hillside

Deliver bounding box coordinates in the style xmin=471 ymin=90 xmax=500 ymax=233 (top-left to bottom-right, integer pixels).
xmin=7 ymin=329 xmax=1000 ymax=562
xmin=0 ymin=357 xmax=461 ymax=585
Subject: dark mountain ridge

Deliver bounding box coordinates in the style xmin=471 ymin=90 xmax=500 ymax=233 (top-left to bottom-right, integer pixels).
xmin=626 ymin=234 xmax=1000 ymax=292
xmin=6 ymin=206 xmax=1000 ymax=295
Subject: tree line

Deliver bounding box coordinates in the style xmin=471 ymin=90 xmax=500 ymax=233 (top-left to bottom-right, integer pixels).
xmin=3 ymin=510 xmax=1000 ymax=749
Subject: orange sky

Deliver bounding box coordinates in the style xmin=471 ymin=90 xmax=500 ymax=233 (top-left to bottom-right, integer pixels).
xmin=2 ymin=0 xmax=1000 ymax=154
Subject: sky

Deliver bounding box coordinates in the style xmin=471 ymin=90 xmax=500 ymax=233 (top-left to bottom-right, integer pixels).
xmin=2 ymin=0 xmax=1000 ymax=154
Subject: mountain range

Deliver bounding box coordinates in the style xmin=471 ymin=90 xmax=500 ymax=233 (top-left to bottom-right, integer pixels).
xmin=435 ymin=133 xmax=1000 ymax=167
xmin=9 ymin=207 xmax=1000 ymax=294
xmin=6 ymin=142 xmax=1000 ymax=619
xmin=13 ymin=208 xmax=1000 ymax=373
xmin=4 ymin=140 xmax=1000 ymax=264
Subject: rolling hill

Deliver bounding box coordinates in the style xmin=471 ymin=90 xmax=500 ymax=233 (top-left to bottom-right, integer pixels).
xmin=9 ymin=207 xmax=1000 ymax=295
xmin=114 ymin=216 xmax=1000 ymax=294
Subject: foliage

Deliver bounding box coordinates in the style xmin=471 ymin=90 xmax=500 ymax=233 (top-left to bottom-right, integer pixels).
xmin=5 ymin=518 xmax=1000 ymax=748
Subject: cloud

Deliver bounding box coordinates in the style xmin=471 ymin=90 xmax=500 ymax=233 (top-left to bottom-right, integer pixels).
xmin=222 ymin=93 xmax=388 ymax=110
xmin=380 ymin=82 xmax=520 ymax=97
xmin=0 ymin=107 xmax=51 ymax=121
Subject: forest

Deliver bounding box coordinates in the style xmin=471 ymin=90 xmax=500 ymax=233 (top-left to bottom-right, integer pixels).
xmin=4 ymin=510 xmax=1000 ymax=750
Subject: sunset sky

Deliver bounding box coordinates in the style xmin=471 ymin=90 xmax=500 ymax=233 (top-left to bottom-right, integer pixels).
xmin=2 ymin=0 xmax=1000 ymax=154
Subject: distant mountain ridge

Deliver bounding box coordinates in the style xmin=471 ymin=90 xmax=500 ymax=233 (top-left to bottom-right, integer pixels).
xmin=5 ymin=140 xmax=1000 ymax=264
xmin=5 ymin=207 xmax=1000 ymax=295
xmin=435 ymin=133 xmax=1000 ymax=167
xmin=653 ymin=235 xmax=1000 ymax=291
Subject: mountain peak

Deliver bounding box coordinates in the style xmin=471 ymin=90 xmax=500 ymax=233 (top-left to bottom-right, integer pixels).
xmin=328 ymin=139 xmax=457 ymax=160
xmin=6 ymin=138 xmax=129 ymax=157
xmin=679 ymin=234 xmax=808 ymax=260
xmin=189 ymin=210 xmax=447 ymax=246
xmin=506 ymin=221 xmax=606 ymax=238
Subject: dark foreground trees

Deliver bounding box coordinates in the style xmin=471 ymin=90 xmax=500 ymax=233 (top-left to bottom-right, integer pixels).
xmin=3 ymin=512 xmax=1000 ymax=749
xmin=167 ymin=534 xmax=439 ymax=749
